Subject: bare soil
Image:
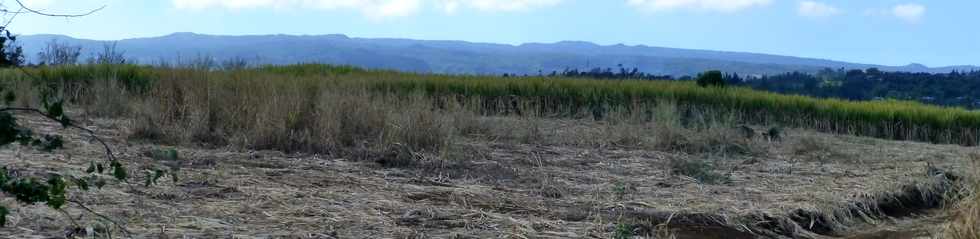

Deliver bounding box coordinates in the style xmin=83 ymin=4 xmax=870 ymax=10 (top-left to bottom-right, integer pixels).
xmin=0 ymin=115 xmax=973 ymax=238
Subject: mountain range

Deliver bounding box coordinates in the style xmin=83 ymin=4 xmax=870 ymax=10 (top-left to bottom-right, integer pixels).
xmin=17 ymin=32 xmax=979 ymax=76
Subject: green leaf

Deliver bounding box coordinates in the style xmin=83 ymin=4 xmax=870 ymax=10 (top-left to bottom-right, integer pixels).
xmin=3 ymin=91 xmax=14 ymax=105
xmin=5 ymin=178 xmax=49 ymax=204
xmin=58 ymin=115 xmax=71 ymax=128
xmin=34 ymin=135 xmax=63 ymax=152
xmin=0 ymin=206 xmax=7 ymax=227
xmin=14 ymin=127 xmax=35 ymax=146
xmin=111 ymin=161 xmax=127 ymax=181
xmin=45 ymin=100 xmax=64 ymax=119
xmin=0 ymin=112 xmax=23 ymax=146
xmin=46 ymin=175 xmax=67 ymax=209
xmin=167 ymin=149 xmax=179 ymax=161
xmin=152 ymin=169 xmax=165 ymax=185
xmin=73 ymin=177 xmax=89 ymax=191
xmin=0 ymin=168 xmax=8 ymax=185
xmin=86 ymin=162 xmax=96 ymax=174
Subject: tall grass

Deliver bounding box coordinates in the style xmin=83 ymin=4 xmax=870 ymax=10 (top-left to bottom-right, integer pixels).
xmin=5 ymin=63 xmax=980 ymax=146
xmin=370 ymin=73 xmax=980 ymax=145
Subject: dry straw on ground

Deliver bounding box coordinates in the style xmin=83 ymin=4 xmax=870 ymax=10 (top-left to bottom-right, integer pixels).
xmin=0 ymin=65 xmax=977 ymax=238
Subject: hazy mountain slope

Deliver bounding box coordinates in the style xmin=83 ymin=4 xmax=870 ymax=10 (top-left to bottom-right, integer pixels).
xmin=17 ymin=33 xmax=978 ymax=76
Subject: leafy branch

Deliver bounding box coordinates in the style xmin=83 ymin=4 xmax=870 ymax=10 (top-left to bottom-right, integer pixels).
xmin=0 ymin=87 xmax=131 ymax=235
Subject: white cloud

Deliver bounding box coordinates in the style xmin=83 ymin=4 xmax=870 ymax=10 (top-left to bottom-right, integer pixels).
xmin=436 ymin=0 xmax=562 ymax=13
xmin=172 ymin=0 xmax=422 ymax=18
xmin=173 ymin=0 xmax=559 ymax=17
xmin=626 ymin=0 xmax=772 ymax=13
xmin=369 ymin=0 xmax=422 ymax=17
xmin=439 ymin=0 xmax=461 ymax=13
xmin=865 ymin=3 xmax=925 ymax=23
xmin=891 ymin=3 xmax=925 ymax=23
xmin=173 ymin=0 xmax=283 ymax=10
xmin=797 ymin=1 xmax=838 ymax=18
xmin=460 ymin=0 xmax=562 ymax=12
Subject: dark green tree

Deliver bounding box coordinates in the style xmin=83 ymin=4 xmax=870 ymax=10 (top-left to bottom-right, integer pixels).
xmin=696 ymin=70 xmax=726 ymax=88
xmin=0 ymin=29 xmax=23 ymax=68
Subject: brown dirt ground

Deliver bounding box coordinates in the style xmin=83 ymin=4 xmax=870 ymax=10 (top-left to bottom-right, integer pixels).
xmin=0 ymin=115 xmax=974 ymax=238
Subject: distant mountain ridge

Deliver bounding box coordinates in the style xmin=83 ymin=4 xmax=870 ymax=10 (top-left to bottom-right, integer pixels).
xmin=17 ymin=32 xmax=980 ymax=76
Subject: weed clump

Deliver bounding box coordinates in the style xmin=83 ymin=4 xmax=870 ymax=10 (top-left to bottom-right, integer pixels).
xmin=613 ymin=223 xmax=636 ymax=239
xmin=143 ymin=148 xmax=179 ymax=161
xmin=669 ymin=158 xmax=729 ymax=184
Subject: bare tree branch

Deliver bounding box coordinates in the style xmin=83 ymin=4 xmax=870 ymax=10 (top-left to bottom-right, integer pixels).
xmin=0 ymin=8 xmax=29 ymax=14
xmin=11 ymin=0 xmax=105 ymax=18
xmin=0 ymin=7 xmax=22 ymax=30
xmin=0 ymin=106 xmax=119 ymax=163
xmin=68 ymin=199 xmax=132 ymax=237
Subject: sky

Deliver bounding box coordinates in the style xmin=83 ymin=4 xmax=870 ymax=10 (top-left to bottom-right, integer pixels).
xmin=7 ymin=0 xmax=978 ymax=67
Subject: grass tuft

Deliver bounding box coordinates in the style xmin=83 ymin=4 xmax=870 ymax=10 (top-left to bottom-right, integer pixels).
xmin=669 ymin=158 xmax=729 ymax=184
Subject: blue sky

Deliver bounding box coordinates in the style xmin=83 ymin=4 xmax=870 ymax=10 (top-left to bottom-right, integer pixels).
xmin=9 ymin=0 xmax=978 ymax=67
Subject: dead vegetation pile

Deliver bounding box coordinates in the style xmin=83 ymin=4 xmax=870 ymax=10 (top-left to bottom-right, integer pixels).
xmin=945 ymin=154 xmax=980 ymax=239
xmin=0 ymin=110 xmax=974 ymax=238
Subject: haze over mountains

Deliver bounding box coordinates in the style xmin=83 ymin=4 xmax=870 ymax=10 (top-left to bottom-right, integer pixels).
xmin=18 ymin=32 xmax=979 ymax=76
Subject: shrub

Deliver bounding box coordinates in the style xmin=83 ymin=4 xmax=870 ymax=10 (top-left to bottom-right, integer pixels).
xmin=696 ymin=70 xmax=726 ymax=88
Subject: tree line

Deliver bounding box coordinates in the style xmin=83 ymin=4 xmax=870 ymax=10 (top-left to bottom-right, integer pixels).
xmin=505 ymin=66 xmax=980 ymax=109
xmin=505 ymin=64 xmax=675 ymax=80
xmin=732 ymin=68 xmax=980 ymax=109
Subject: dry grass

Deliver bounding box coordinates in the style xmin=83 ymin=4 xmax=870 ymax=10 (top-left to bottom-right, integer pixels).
xmin=15 ymin=67 xmax=769 ymax=164
xmin=123 ymin=72 xmax=458 ymax=162
xmin=947 ymin=186 xmax=980 ymax=239
xmin=668 ymin=157 xmax=729 ymax=184
xmin=3 ymin=65 xmax=978 ymax=238
xmin=389 ymin=108 xmax=453 ymax=154
xmin=0 ymin=109 xmax=975 ymax=238
xmin=946 ymin=154 xmax=980 ymax=239
xmin=789 ymin=135 xmax=853 ymax=163
xmin=128 ymin=100 xmax=167 ymax=141
xmin=80 ymin=78 xmax=130 ymax=118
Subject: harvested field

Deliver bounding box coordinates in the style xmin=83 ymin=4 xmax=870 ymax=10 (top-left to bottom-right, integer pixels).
xmin=0 ymin=112 xmax=973 ymax=238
